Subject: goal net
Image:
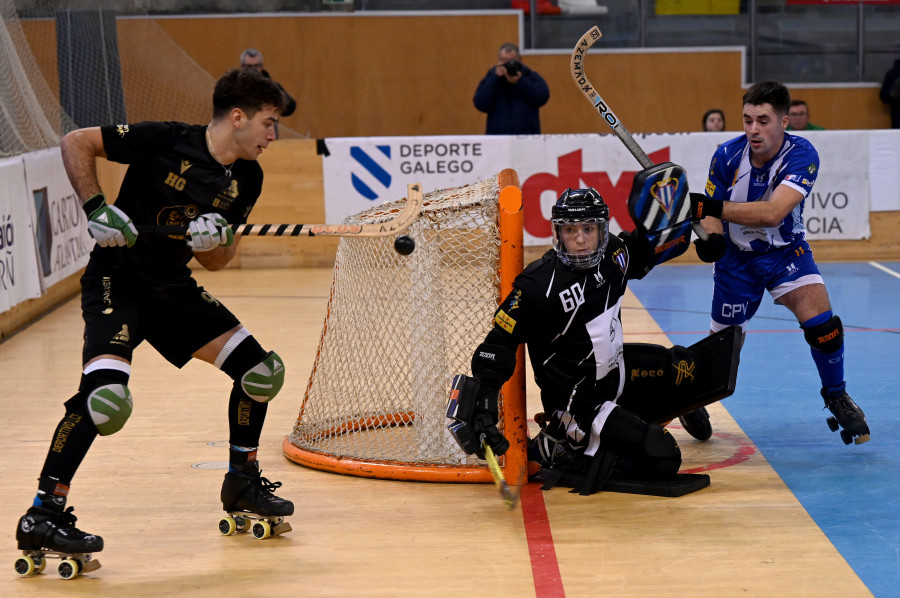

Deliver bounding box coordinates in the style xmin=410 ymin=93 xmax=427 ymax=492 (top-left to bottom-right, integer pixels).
xmin=283 ymin=170 xmax=527 ymax=483
xmin=1 ymin=0 xmax=303 ymax=159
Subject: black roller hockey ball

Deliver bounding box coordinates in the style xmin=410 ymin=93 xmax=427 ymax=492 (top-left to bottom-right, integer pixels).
xmin=394 ymin=235 xmax=415 ymax=256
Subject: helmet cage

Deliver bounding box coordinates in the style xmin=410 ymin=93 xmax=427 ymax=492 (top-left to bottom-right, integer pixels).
xmin=550 ymin=188 xmax=610 ymax=270
xmin=551 ymin=218 xmax=609 ymax=269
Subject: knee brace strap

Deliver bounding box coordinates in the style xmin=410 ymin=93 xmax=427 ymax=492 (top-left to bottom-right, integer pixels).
xmin=803 ymin=314 xmax=843 ymax=354
xmin=79 ymin=367 xmax=133 ymax=436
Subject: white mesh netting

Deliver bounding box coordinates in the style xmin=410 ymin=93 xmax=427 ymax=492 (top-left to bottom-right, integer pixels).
xmin=1 ymin=0 xmax=301 ymax=158
xmin=286 ymin=174 xmax=515 ymax=478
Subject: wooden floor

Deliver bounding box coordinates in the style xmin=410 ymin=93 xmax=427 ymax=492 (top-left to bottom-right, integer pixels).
xmin=0 ymin=267 xmax=873 ymax=597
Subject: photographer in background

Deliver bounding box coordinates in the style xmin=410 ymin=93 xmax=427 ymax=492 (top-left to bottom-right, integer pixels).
xmin=473 ymin=42 xmax=550 ymax=135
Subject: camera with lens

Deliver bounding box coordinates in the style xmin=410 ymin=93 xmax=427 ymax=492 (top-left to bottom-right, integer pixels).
xmin=503 ymin=59 xmax=522 ymax=77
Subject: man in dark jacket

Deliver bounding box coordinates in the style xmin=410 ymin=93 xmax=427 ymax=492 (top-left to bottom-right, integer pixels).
xmin=473 ymin=43 xmax=550 ymax=135
xmin=241 ymin=49 xmax=297 ymax=137
xmin=880 ymin=58 xmax=900 ymax=129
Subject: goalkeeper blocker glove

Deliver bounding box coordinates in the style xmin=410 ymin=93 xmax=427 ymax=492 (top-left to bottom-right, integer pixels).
xmin=693 ymin=233 xmax=727 ymax=263
xmin=472 ymin=388 xmax=510 ymax=459
xmin=83 ymin=193 xmax=138 ymax=248
xmin=186 ymin=213 xmax=234 ymax=252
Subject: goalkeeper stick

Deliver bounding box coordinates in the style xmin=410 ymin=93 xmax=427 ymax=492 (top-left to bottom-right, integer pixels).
xmin=136 ymin=182 xmax=423 ymax=238
xmin=570 ymin=28 xmax=708 ymax=241
xmin=483 ymin=441 xmax=523 ymax=510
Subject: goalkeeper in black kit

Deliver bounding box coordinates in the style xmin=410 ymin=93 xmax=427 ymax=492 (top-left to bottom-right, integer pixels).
xmin=449 ymin=188 xmax=742 ymax=495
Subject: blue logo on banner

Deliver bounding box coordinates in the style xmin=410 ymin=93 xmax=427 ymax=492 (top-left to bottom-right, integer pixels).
xmin=351 ymin=145 xmax=392 ymax=200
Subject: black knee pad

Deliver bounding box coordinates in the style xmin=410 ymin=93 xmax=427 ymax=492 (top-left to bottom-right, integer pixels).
xmin=221 ymin=336 xmax=285 ymax=403
xmin=644 ymin=425 xmax=681 ymax=461
xmin=803 ymin=315 xmax=843 ymax=354
xmin=600 ymin=406 xmax=682 ymax=475
xmin=599 ymin=405 xmax=649 ymax=448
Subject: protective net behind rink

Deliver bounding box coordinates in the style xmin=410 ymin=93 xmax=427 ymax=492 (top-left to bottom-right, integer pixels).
xmin=284 ymin=171 xmax=525 ymax=482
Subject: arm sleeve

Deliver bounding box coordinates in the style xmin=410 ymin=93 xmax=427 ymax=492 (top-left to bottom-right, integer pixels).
xmin=473 ymin=69 xmax=500 ymax=113
xmin=619 ymin=230 xmax=653 ymax=280
xmin=100 ymin=121 xmax=176 ymax=165
xmin=471 ymin=285 xmax=529 ymax=391
xmin=705 ymin=148 xmax=730 ymax=201
xmin=778 ymin=143 xmax=819 ymax=197
xmin=516 ymin=68 xmax=550 ymax=108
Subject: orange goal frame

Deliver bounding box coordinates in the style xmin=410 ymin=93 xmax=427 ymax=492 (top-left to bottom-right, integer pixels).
xmin=282 ymin=169 xmax=527 ymax=483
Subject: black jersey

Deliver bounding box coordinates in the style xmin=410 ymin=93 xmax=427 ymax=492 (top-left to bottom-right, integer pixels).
xmin=96 ymin=121 xmax=263 ymax=282
xmin=485 ymin=232 xmax=650 ymax=408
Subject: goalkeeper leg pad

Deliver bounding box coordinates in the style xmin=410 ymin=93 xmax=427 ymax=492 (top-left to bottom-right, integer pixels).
xmin=619 ymin=324 xmax=742 ymax=424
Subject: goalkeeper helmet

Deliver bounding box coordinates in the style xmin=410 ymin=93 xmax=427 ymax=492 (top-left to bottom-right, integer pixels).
xmin=551 ymin=188 xmax=610 ymax=270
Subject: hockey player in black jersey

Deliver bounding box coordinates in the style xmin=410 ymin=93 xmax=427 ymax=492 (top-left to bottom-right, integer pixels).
xmin=15 ymin=69 xmax=293 ymax=578
xmin=450 ymin=187 xmax=741 ymax=496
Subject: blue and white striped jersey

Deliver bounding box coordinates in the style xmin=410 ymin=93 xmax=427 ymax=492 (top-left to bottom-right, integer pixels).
xmin=704 ymin=133 xmax=820 ymax=252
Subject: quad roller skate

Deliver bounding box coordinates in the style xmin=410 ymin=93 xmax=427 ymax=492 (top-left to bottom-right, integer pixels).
xmin=220 ymin=461 xmax=293 ymax=540
xmin=14 ymin=505 xmax=102 ymax=579
xmin=822 ymin=386 xmax=870 ymax=445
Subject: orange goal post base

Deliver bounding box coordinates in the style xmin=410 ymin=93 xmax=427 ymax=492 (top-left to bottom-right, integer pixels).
xmin=283 ymin=169 xmax=528 ymax=483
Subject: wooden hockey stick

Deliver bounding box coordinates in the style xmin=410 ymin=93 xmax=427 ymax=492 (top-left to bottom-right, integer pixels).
xmin=570 ymin=27 xmax=708 ymax=241
xmin=136 ymin=182 xmax=423 ymax=238
xmin=483 ymin=441 xmax=523 ymax=510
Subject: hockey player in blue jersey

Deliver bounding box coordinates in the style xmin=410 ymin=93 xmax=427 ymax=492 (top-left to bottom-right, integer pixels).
xmin=687 ymin=80 xmax=870 ymax=445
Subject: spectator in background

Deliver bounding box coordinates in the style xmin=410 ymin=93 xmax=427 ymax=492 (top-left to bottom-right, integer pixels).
xmin=786 ymin=100 xmax=824 ymax=130
xmin=240 ymin=48 xmax=297 ymax=137
xmin=702 ymin=108 xmax=726 ymax=132
xmin=473 ymin=42 xmax=550 ymax=135
xmin=880 ymin=58 xmax=900 ymax=129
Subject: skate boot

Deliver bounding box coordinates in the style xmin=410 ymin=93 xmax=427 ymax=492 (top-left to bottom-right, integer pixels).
xmin=822 ymin=386 xmax=870 ymax=445
xmin=15 ymin=503 xmax=103 ymax=579
xmin=219 ymin=461 xmax=293 ymax=539
xmin=678 ymin=407 xmax=713 ymax=441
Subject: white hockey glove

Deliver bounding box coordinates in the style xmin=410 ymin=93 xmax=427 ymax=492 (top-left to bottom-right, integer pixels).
xmin=83 ymin=193 xmax=138 ymax=248
xmin=186 ymin=213 xmax=234 ymax=252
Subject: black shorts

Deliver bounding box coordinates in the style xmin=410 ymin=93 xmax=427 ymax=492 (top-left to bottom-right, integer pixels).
xmin=80 ymin=257 xmax=240 ymax=368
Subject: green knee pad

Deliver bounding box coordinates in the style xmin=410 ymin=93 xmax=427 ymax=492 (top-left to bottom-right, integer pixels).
xmin=241 ymin=351 xmax=285 ymax=402
xmin=87 ymin=383 xmax=133 ymax=435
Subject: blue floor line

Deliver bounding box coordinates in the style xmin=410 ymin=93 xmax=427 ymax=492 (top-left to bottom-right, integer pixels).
xmin=631 ymin=261 xmax=900 ymax=598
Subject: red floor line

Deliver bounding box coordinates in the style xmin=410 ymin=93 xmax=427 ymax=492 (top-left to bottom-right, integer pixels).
xmin=521 ymin=482 xmax=566 ymax=598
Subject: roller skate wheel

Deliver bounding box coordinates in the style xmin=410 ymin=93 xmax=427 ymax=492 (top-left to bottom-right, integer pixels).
xmin=14 ymin=555 xmax=37 ymax=577
xmin=839 ymin=430 xmax=853 ymax=445
xmin=219 ymin=516 xmax=237 ymax=536
xmin=234 ymin=516 xmax=249 ymax=533
xmin=34 ymin=556 xmax=46 ymax=574
xmin=252 ymin=520 xmax=272 ymax=540
xmin=58 ymin=557 xmax=81 ymax=580
xmin=826 ymin=416 xmax=839 ymax=432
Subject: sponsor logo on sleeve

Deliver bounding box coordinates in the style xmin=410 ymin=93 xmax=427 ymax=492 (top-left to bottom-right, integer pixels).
xmin=494 ymin=309 xmax=516 ymax=333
